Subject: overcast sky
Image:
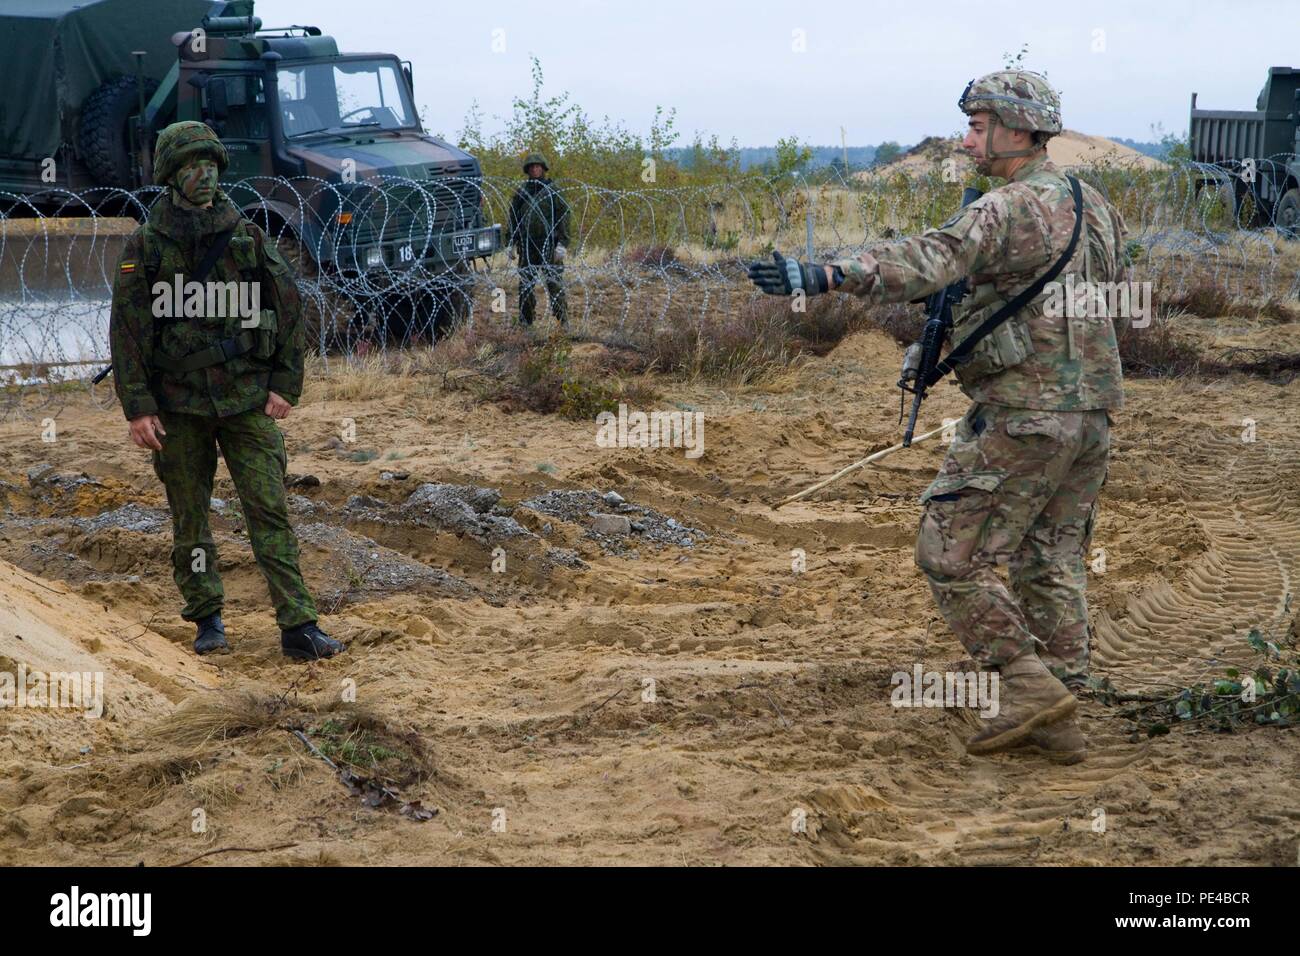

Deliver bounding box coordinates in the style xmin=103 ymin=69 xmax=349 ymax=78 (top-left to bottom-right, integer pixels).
xmin=265 ymin=0 xmax=1297 ymax=146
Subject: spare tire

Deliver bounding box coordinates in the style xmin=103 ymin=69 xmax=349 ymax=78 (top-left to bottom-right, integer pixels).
xmin=78 ymin=75 xmax=159 ymax=188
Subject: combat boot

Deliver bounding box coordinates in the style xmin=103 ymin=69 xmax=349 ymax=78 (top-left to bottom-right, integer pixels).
xmin=281 ymin=622 xmax=345 ymax=661
xmin=965 ymin=650 xmax=1076 ymax=755
xmin=1020 ymin=718 xmax=1088 ymax=764
xmin=194 ymin=612 xmax=229 ymax=655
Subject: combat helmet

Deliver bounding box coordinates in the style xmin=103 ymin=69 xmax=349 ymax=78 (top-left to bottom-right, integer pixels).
xmin=522 ymin=152 xmax=549 ymax=174
xmin=958 ymin=70 xmax=1061 ymax=158
xmin=153 ymin=121 xmax=229 ymax=185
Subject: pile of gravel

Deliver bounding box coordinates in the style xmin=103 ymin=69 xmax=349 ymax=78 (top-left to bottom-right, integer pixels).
xmin=287 ymin=493 xmax=320 ymax=516
xmin=399 ymin=483 xmax=533 ymax=541
xmin=295 ymin=522 xmax=471 ymax=596
xmin=27 ymin=463 xmax=103 ymax=491
xmin=73 ymin=503 xmax=169 ymax=535
xmin=520 ymin=489 xmax=707 ymax=553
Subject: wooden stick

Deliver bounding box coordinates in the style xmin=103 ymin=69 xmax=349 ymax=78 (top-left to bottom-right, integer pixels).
xmin=771 ymin=424 xmax=946 ymax=510
xmin=173 ymin=842 xmax=298 ymax=867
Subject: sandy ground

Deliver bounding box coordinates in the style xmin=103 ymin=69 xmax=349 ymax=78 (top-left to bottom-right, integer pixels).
xmin=0 ymin=315 xmax=1297 ymax=867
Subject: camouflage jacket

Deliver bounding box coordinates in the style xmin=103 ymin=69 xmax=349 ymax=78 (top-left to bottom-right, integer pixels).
xmin=109 ymin=190 xmax=305 ymax=420
xmin=507 ymin=178 xmax=571 ymax=261
xmin=832 ymin=153 xmax=1127 ymax=410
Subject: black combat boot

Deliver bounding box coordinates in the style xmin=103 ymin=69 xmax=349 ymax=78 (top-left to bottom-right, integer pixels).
xmin=194 ymin=612 xmax=230 ymax=655
xmin=281 ymin=622 xmax=345 ymax=661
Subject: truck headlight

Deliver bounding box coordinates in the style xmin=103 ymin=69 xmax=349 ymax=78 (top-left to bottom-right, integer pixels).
xmin=364 ymin=247 xmax=384 ymax=269
xmin=477 ymin=233 xmax=494 ymax=252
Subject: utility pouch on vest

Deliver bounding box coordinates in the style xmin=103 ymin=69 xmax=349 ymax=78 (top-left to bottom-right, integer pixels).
xmin=246 ymin=309 xmax=278 ymax=360
xmin=229 ymin=235 xmax=257 ymax=273
xmin=949 ymin=283 xmax=1035 ymax=386
xmin=153 ymin=330 xmax=258 ymax=374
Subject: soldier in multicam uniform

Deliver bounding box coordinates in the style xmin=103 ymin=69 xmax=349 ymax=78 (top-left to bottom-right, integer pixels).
xmin=109 ymin=121 xmax=344 ymax=660
xmin=507 ymin=153 xmax=570 ymax=328
xmin=750 ymin=72 xmax=1127 ymax=763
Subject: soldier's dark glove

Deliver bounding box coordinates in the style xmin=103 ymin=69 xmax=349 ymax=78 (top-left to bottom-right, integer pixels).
xmin=747 ymin=251 xmax=842 ymax=296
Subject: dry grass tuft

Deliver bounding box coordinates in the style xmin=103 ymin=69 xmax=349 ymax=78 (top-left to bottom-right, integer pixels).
xmin=424 ymin=321 xmax=658 ymax=419
xmin=619 ymin=292 xmax=889 ymax=386
xmin=157 ymin=688 xmax=285 ymax=747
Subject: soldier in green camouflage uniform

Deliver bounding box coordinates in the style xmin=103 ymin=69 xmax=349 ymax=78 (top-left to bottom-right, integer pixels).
xmin=750 ymin=72 xmax=1127 ymax=761
xmin=109 ymin=121 xmax=343 ymax=660
xmin=507 ymin=153 xmax=570 ymax=327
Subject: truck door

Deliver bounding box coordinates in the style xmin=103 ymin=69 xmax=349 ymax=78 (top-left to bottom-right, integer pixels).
xmin=201 ymin=73 xmax=274 ymax=181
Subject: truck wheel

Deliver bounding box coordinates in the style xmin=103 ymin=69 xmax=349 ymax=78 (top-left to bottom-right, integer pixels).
xmin=434 ymin=263 xmax=475 ymax=338
xmin=78 ymin=75 xmax=159 ymax=188
xmin=1195 ymin=180 xmax=1234 ymax=229
xmin=1276 ymin=188 xmax=1300 ymax=239
xmin=1232 ymin=181 xmax=1265 ymax=228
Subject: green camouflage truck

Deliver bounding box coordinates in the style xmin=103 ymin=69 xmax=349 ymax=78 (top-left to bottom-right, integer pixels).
xmin=0 ymin=0 xmax=500 ymax=329
xmin=1190 ymin=66 xmax=1300 ymax=235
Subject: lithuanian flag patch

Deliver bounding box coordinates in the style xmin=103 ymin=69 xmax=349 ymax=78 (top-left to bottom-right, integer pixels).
xmin=119 ymin=261 xmax=136 ymax=274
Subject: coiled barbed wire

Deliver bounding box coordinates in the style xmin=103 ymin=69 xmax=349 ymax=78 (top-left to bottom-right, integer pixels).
xmin=1 ymin=159 xmax=1296 ymax=419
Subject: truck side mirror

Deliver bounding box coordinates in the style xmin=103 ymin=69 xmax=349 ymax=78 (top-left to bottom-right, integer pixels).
xmin=402 ymin=61 xmax=414 ymax=95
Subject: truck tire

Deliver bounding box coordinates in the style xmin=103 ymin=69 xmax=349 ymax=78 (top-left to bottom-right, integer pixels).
xmin=434 ymin=262 xmax=475 ymax=336
xmin=1195 ymin=179 xmax=1234 ymax=229
xmin=1276 ymin=188 xmax=1300 ymax=239
xmin=78 ymin=75 xmax=158 ymax=188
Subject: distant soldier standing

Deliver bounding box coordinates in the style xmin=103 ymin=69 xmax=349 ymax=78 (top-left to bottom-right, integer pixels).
xmin=750 ymin=72 xmax=1126 ymax=762
xmin=109 ymin=121 xmax=344 ymax=660
xmin=507 ymin=153 xmax=570 ymax=328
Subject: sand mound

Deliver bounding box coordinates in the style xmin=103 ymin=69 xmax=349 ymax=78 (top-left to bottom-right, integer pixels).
xmin=861 ymin=129 xmax=1163 ymax=180
xmin=0 ymin=555 xmax=218 ymax=827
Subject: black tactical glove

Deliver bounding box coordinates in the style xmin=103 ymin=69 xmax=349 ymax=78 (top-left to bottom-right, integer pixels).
xmin=747 ymin=251 xmax=842 ymax=296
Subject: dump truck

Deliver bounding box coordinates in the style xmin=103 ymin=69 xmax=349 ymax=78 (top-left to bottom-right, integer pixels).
xmin=1190 ymin=66 xmax=1300 ymax=235
xmin=0 ymin=0 xmax=500 ymax=330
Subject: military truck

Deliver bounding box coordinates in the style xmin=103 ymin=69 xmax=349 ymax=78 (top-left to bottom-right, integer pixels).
xmin=1190 ymin=66 xmax=1300 ymax=235
xmin=0 ymin=0 xmax=500 ymax=332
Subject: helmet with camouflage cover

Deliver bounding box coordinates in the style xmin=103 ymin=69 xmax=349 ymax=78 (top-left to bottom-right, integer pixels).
xmin=153 ymin=121 xmax=229 ymax=185
xmin=959 ymin=70 xmax=1061 ymax=160
xmin=522 ymin=152 xmax=549 ymax=174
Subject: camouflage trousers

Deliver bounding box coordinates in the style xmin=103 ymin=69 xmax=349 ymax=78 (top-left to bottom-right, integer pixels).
xmin=518 ymin=263 xmax=568 ymax=326
xmin=152 ymin=408 xmax=317 ymax=630
xmin=914 ymin=403 xmax=1110 ymax=684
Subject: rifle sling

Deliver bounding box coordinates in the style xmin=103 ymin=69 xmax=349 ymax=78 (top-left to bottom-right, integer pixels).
xmin=927 ymin=175 xmax=1084 ymax=386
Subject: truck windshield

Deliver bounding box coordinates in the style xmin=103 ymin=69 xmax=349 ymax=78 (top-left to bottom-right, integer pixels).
xmin=278 ymin=59 xmax=415 ymax=137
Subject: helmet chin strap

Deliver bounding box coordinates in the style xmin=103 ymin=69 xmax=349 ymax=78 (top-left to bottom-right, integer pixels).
xmin=983 ymin=115 xmax=1041 ymax=161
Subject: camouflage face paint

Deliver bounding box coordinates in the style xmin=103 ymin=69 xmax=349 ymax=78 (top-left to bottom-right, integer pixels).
xmin=172 ymin=159 xmax=219 ymax=207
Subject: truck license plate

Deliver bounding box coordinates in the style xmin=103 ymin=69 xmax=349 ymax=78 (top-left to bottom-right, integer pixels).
xmin=452 ymin=233 xmax=474 ymax=255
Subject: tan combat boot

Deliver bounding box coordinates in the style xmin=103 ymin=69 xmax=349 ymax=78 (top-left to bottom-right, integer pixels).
xmin=1020 ymin=718 xmax=1088 ymax=764
xmin=965 ymin=651 xmax=1077 ymax=755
